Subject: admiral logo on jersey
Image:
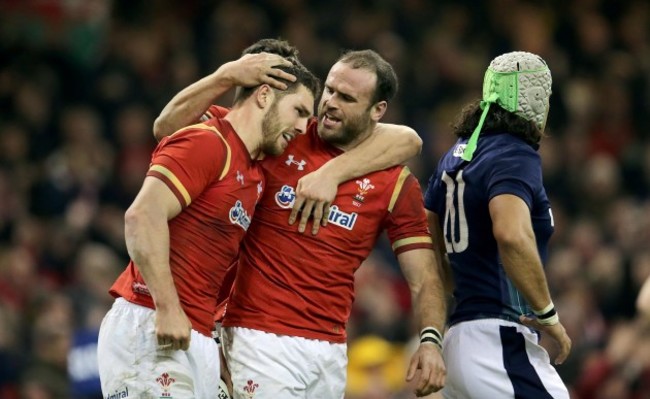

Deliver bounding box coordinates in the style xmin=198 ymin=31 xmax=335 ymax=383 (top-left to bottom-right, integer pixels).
xmin=327 ymin=205 xmax=358 ymax=230
xmin=105 ymin=386 xmax=129 ymax=399
xmin=229 ymin=200 xmax=252 ymax=231
xmin=275 ymin=185 xmax=296 ymax=209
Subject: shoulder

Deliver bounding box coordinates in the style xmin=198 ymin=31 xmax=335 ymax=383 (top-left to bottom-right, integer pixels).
xmin=157 ymin=122 xmax=232 ymax=160
xmin=474 ymin=134 xmax=540 ymax=171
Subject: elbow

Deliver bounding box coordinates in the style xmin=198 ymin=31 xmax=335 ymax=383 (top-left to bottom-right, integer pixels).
xmin=124 ymin=205 xmax=142 ymax=235
xmin=493 ymin=224 xmax=527 ymax=249
xmin=152 ymin=116 xmax=168 ymax=142
xmin=124 ymin=204 xmax=154 ymax=237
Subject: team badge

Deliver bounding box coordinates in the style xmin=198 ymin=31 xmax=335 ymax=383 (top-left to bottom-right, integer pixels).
xmin=156 ymin=372 xmax=176 ymax=398
xmin=353 ymin=178 xmax=375 ymax=206
xmin=243 ymin=379 xmax=259 ymax=398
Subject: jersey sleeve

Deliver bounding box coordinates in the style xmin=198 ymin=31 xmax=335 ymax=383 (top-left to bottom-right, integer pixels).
xmin=383 ymin=168 xmax=434 ymax=256
xmin=423 ymin=170 xmax=438 ymax=211
xmin=201 ymin=105 xmax=230 ymax=121
xmin=147 ymin=125 xmax=231 ymax=208
xmin=487 ymin=146 xmax=541 ymax=209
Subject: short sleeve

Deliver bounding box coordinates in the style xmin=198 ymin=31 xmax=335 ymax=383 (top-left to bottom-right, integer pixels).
xmin=147 ymin=127 xmax=230 ymax=208
xmin=384 ymin=169 xmax=434 ymax=256
xmin=486 ymin=146 xmax=541 ymax=209
xmin=423 ymin=170 xmax=438 ymax=211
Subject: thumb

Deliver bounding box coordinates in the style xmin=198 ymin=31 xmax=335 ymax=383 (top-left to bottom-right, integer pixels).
xmin=519 ymin=315 xmax=538 ymax=328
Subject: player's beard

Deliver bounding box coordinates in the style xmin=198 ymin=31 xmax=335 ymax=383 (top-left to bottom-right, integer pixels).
xmin=260 ymin=101 xmax=285 ymax=156
xmin=317 ymin=107 xmax=372 ymax=148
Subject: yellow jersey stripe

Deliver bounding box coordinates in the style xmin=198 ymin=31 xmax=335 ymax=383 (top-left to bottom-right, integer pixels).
xmin=175 ymin=123 xmax=232 ymax=181
xmin=388 ymin=167 xmax=411 ymax=212
xmin=149 ymin=164 xmax=192 ymax=206
xmin=392 ymin=236 xmax=433 ymax=251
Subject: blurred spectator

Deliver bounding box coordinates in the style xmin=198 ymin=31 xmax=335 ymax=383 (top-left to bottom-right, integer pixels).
xmin=346 ymin=335 xmax=409 ymax=399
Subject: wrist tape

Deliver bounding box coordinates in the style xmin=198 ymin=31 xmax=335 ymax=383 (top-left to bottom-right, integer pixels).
xmin=533 ymin=302 xmax=559 ymax=326
xmin=420 ymin=327 xmax=443 ymax=350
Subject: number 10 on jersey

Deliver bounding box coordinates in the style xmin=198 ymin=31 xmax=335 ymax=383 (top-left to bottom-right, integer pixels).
xmin=441 ymin=170 xmax=468 ymax=253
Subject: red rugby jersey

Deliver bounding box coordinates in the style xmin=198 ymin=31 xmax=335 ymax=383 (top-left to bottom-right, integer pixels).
xmin=110 ymin=118 xmax=264 ymax=337
xmin=222 ymin=119 xmax=433 ymax=343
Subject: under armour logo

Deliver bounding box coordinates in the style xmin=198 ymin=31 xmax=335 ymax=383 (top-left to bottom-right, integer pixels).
xmin=285 ymin=154 xmax=306 ymax=170
xmin=236 ymin=170 xmax=244 ymax=185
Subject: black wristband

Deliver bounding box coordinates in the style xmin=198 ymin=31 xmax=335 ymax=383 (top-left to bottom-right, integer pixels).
xmin=419 ymin=327 xmax=443 ymax=350
xmin=537 ymin=307 xmax=557 ymax=320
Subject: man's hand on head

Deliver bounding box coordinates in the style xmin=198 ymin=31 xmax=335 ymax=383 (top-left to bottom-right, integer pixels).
xmin=222 ymin=53 xmax=296 ymax=90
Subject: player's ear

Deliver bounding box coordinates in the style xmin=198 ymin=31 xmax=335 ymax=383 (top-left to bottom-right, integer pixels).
xmin=370 ymin=100 xmax=387 ymax=122
xmin=255 ymin=84 xmax=275 ymax=110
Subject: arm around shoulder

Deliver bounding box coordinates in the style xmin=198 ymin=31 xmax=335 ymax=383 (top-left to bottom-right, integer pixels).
xmin=320 ymin=123 xmax=422 ymax=184
xmin=153 ymin=53 xmax=296 ymax=141
xmin=289 ymin=123 xmax=422 ymax=233
xmin=153 ymin=68 xmax=235 ymax=141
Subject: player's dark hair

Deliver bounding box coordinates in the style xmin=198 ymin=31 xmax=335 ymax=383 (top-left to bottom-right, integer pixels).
xmin=233 ymin=38 xmax=319 ymax=105
xmin=452 ymin=100 xmax=544 ymax=146
xmin=241 ymin=38 xmax=299 ymax=63
xmin=337 ymin=49 xmax=398 ymax=104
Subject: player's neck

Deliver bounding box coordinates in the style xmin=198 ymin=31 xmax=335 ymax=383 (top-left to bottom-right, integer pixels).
xmin=224 ymin=107 xmax=263 ymax=159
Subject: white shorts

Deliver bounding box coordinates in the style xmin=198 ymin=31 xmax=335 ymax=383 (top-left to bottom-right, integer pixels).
xmin=442 ymin=318 xmax=569 ymax=399
xmin=97 ymin=298 xmax=220 ymax=399
xmin=222 ymin=326 xmax=347 ymax=399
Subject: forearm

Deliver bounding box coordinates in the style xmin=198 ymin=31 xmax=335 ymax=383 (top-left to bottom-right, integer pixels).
xmin=426 ymin=211 xmax=454 ymax=296
xmin=411 ymin=275 xmax=447 ymax=333
xmin=124 ymin=208 xmax=180 ymax=310
xmin=153 ymin=64 xmax=236 ymax=140
xmin=323 ymin=123 xmax=422 ymax=183
xmin=399 ymin=249 xmax=447 ymax=332
xmin=498 ymin=238 xmax=553 ymax=311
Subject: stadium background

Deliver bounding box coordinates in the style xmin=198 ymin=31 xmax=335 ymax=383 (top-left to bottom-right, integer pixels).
xmin=0 ymin=0 xmax=649 ymax=398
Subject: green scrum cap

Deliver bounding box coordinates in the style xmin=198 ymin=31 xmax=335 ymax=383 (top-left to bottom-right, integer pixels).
xmin=462 ymin=51 xmax=552 ymax=161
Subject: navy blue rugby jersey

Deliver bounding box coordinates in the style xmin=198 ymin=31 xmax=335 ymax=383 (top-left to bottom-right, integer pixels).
xmin=424 ymin=132 xmax=554 ymax=325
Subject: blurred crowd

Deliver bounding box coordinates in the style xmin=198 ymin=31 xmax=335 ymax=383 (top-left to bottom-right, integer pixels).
xmin=0 ymin=0 xmax=649 ymax=398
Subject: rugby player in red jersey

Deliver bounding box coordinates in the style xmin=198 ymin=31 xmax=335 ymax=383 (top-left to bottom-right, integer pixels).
xmin=157 ymin=41 xmax=448 ymax=398
xmin=97 ymin=56 xmax=320 ymax=399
